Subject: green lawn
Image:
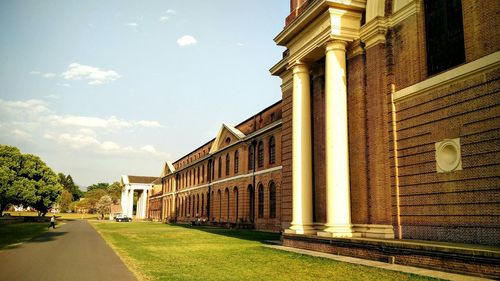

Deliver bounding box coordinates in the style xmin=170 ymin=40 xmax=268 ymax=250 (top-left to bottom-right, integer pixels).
xmin=0 ymin=222 xmax=48 ymax=250
xmin=91 ymin=222 xmax=440 ymax=281
xmin=5 ymin=211 xmax=103 ymax=220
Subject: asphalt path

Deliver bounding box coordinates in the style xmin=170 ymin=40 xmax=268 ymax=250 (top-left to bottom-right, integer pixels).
xmin=0 ymin=220 xmax=137 ymax=281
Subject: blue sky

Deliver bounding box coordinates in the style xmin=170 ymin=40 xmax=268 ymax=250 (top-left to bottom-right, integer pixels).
xmin=0 ymin=1 xmax=289 ymax=187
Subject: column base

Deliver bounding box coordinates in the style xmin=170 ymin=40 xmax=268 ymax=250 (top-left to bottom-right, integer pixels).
xmin=285 ymin=224 xmax=317 ymax=235
xmin=317 ymin=224 xmax=359 ymax=238
xmin=352 ymin=224 xmax=395 ymax=239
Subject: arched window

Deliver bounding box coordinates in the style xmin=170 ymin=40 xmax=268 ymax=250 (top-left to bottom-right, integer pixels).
xmin=201 ymin=193 xmax=204 ymax=216
xmin=218 ymin=156 xmax=222 ymax=178
xmin=257 ymin=141 xmax=264 ymax=168
xmin=196 ymin=194 xmax=200 ymax=215
xmin=225 ymin=188 xmax=230 ymax=221
xmin=234 ymin=186 xmax=239 ymax=220
xmin=269 ymin=182 xmax=276 ymax=218
xmin=197 ymin=166 xmax=200 ymax=184
xmin=248 ymin=144 xmax=254 ymax=170
xmin=234 ymin=150 xmax=239 ymax=174
xmin=225 ymin=153 xmax=230 ymax=176
xmin=201 ymin=165 xmax=205 ymax=183
xmin=218 ymin=190 xmax=222 ymax=221
xmin=269 ymin=136 xmax=276 ymax=165
xmin=258 ymin=184 xmax=264 ymax=218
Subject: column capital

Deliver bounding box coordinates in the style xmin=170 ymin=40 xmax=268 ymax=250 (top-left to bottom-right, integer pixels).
xmin=325 ymin=40 xmax=347 ymax=53
xmin=289 ymin=60 xmax=310 ymax=74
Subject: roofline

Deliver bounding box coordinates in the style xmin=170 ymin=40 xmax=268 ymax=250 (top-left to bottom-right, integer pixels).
xmin=172 ymin=99 xmax=282 ymax=165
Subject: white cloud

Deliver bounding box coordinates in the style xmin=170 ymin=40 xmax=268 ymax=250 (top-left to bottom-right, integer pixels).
xmin=1 ymin=98 xmax=168 ymax=160
xmin=45 ymin=94 xmax=60 ymax=99
xmin=134 ymin=120 xmax=163 ymax=128
xmin=125 ymin=22 xmax=138 ymax=27
xmin=42 ymin=73 xmax=57 ymax=78
xmin=159 ymin=9 xmax=176 ymax=23
xmin=50 ymin=115 xmax=132 ymax=129
xmin=0 ymin=99 xmax=50 ymax=114
xmin=177 ymin=35 xmax=197 ymax=46
xmin=140 ymin=145 xmax=157 ymax=154
xmin=13 ymin=129 xmax=31 ymax=139
xmin=61 ymin=63 xmax=121 ymax=85
xmin=30 ymin=71 xmax=57 ymax=79
xmin=236 ymin=42 xmax=244 ymax=47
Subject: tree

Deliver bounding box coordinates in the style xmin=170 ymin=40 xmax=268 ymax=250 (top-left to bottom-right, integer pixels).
xmin=58 ymin=189 xmax=73 ymax=212
xmin=96 ymin=195 xmax=112 ymax=220
xmin=0 ymin=145 xmax=62 ymax=216
xmin=0 ymin=145 xmax=24 ymax=215
xmin=58 ymin=173 xmax=83 ymax=200
xmin=83 ymin=189 xmax=107 ymax=213
xmin=87 ymin=182 xmax=110 ymax=193
xmin=107 ymin=182 xmax=122 ymax=204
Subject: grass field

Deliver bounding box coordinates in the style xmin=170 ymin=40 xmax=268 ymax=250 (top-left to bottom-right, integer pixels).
xmin=0 ymin=222 xmax=49 ymax=250
xmin=91 ymin=222 xmax=440 ymax=281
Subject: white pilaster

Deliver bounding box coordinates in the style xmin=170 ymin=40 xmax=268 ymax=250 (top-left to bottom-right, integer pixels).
xmin=285 ymin=62 xmax=315 ymax=235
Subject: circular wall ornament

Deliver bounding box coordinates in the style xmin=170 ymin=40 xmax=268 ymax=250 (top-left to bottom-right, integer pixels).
xmin=435 ymin=138 xmax=462 ymax=173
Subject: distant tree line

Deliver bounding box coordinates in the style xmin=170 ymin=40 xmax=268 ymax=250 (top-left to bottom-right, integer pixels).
xmin=74 ymin=182 xmax=122 ymax=219
xmin=1 ymin=144 xmax=123 ymax=219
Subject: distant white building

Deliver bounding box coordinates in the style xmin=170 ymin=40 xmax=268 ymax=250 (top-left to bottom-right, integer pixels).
xmin=120 ymin=175 xmax=157 ymax=219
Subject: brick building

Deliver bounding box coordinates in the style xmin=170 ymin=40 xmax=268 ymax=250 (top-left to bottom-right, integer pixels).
xmin=270 ymin=0 xmax=499 ymax=247
xmin=148 ymin=101 xmax=283 ymax=231
xmin=148 ymin=0 xmax=499 ymax=245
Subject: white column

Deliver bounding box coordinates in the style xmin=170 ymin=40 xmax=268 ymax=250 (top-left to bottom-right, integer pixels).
xmin=121 ymin=188 xmax=127 ymax=215
xmin=128 ymin=188 xmax=134 ymax=217
xmin=285 ymin=62 xmax=315 ymax=235
xmin=319 ymin=40 xmax=354 ymax=238
xmin=141 ymin=190 xmax=148 ymax=219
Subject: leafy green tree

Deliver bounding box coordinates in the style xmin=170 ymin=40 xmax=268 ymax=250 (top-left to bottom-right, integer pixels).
xmin=0 ymin=145 xmax=62 ymax=216
xmin=0 ymin=145 xmax=24 ymax=215
xmin=83 ymin=188 xmax=107 ymax=213
xmin=107 ymin=182 xmax=122 ymax=204
xmin=96 ymin=195 xmax=112 ymax=219
xmin=58 ymin=189 xmax=73 ymax=212
xmin=58 ymin=173 xmax=83 ymax=200
xmin=87 ymin=182 xmax=110 ymax=193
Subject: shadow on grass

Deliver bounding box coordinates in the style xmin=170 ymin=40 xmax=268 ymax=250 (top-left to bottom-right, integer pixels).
xmin=0 ymin=222 xmax=68 ymax=251
xmin=174 ymin=223 xmax=281 ymax=244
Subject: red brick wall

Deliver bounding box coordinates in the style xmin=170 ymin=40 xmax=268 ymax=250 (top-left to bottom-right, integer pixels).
xmin=393 ymin=66 xmax=500 ymax=245
xmin=280 ymin=88 xmax=293 ymax=229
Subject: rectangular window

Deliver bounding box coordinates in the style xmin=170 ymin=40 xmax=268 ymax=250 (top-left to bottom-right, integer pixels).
xmin=424 ymin=0 xmax=465 ymax=75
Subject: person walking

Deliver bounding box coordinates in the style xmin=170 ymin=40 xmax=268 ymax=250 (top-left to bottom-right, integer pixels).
xmin=48 ymin=215 xmax=56 ymax=229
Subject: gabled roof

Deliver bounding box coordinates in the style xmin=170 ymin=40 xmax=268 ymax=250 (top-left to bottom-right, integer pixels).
xmin=121 ymin=175 xmax=158 ymax=185
xmin=209 ymin=123 xmax=246 ymax=154
xmin=160 ymin=161 xmax=175 ymax=177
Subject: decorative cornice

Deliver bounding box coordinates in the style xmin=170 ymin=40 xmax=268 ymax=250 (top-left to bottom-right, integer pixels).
xmin=393 ymin=51 xmax=500 ymax=102
xmin=359 ymin=16 xmax=388 ymax=49
xmin=389 ymin=0 xmax=420 ymax=27
xmin=275 ymin=0 xmax=366 ymax=46
xmin=347 ymin=39 xmax=364 ymax=59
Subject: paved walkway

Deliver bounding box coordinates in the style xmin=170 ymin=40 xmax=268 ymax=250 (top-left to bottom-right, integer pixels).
xmin=265 ymin=245 xmax=493 ymax=281
xmin=0 ymin=220 xmax=137 ymax=281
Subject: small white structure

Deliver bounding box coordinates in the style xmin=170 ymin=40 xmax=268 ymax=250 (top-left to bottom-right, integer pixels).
xmin=120 ymin=175 xmax=158 ymax=219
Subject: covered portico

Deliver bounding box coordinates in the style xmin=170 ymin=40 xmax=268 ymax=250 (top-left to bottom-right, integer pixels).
xmin=120 ymin=175 xmax=158 ymax=219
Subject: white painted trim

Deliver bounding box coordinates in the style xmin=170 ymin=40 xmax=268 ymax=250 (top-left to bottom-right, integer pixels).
xmin=393 ymin=52 xmax=500 ymax=102
xmin=173 ymin=166 xmax=283 ymax=195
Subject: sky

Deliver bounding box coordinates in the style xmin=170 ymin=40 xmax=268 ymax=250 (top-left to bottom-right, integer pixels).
xmin=0 ymin=1 xmax=289 ymax=187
